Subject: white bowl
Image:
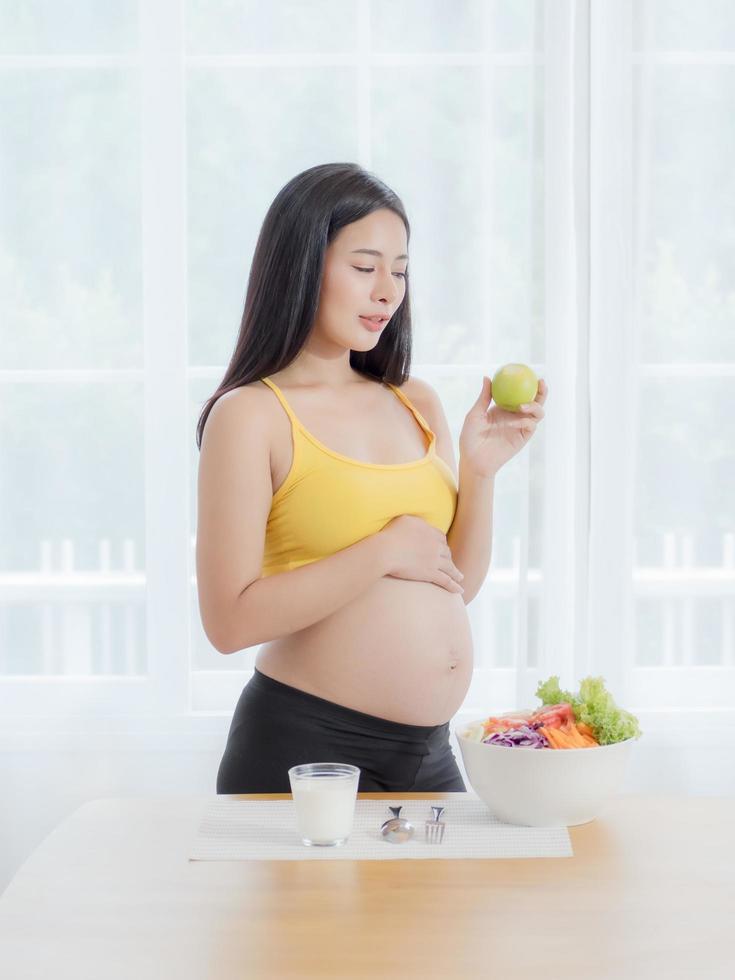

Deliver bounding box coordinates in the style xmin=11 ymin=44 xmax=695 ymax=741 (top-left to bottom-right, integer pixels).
xmin=455 ymin=720 xmax=638 ymax=826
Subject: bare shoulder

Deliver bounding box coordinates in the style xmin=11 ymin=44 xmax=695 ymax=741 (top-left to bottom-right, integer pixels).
xmin=201 ymin=380 xmax=277 ymax=454
xmin=399 ymin=375 xmax=435 ymax=397
xmin=216 ymin=379 xmax=270 ymax=405
xmin=208 ymin=380 xmax=273 ymax=423
xmin=398 ymin=375 xmax=441 ymax=415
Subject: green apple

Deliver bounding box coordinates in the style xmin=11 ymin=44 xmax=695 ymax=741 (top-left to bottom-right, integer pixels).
xmin=491 ymin=363 xmax=538 ymax=412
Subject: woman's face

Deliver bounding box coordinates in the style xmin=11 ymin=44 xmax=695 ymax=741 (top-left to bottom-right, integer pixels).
xmin=313 ymin=208 xmax=408 ymax=352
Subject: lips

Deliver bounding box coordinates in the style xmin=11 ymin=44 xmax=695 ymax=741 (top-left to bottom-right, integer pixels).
xmin=359 ymin=315 xmax=388 ymax=332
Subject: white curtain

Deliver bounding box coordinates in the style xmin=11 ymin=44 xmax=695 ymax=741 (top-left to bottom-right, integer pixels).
xmin=2 ymin=0 xmax=734 ymax=895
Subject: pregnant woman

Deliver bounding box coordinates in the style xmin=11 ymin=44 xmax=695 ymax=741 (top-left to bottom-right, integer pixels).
xmin=196 ymin=162 xmax=546 ymax=793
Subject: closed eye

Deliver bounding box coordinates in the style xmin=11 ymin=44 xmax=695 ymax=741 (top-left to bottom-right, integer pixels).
xmin=354 ymin=266 xmax=407 ymax=280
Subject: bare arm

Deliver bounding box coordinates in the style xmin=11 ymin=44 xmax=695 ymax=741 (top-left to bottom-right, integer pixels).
xmin=446 ymin=462 xmax=496 ymax=605
xmin=217 ymin=533 xmax=390 ymax=654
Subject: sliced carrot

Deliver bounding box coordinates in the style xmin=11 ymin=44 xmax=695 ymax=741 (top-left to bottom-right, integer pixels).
xmin=558 ymin=721 xmax=588 ymax=747
xmin=541 ymin=722 xmax=598 ymax=748
xmin=569 ymin=726 xmax=588 ymax=747
xmin=575 ymin=722 xmax=600 ymax=746
xmin=562 ymin=726 xmax=582 ymax=749
xmin=557 ymin=725 xmax=572 ymax=745
xmin=538 ymin=726 xmax=559 ymax=748
xmin=546 ymin=727 xmax=572 ymax=748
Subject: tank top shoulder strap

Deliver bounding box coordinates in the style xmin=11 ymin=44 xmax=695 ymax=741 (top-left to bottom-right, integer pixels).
xmin=383 ymin=381 xmax=435 ymax=438
xmin=260 ymin=377 xmax=302 ymax=430
xmin=262 ymin=374 xmax=435 ymax=443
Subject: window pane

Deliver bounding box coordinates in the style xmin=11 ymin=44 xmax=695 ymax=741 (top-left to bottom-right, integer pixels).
xmin=493 ymin=65 xmax=545 ymax=364
xmin=371 ymin=0 xmax=544 ymax=54
xmin=635 ymin=598 xmax=665 ymax=666
xmin=693 ymin=597 xmax=725 ymax=666
xmin=635 ymin=65 xmax=735 ymax=362
xmin=634 ymin=0 xmax=735 ymax=51
xmin=0 ymin=601 xmax=146 ymax=675
xmin=634 ymin=597 xmax=728 ymax=667
xmin=0 ymin=382 xmax=146 ymax=676
xmin=636 ymin=377 xmax=734 ymax=547
xmin=634 ymin=377 xmax=733 ymax=673
xmin=488 ymin=598 xmax=515 ymax=667
xmin=0 ymin=71 xmax=142 ymax=368
xmin=371 ymin=0 xmax=484 ymax=53
xmin=186 ymin=0 xmax=358 ymax=54
xmin=490 ymin=0 xmax=544 ymax=53
xmin=0 ymin=0 xmax=138 ymax=54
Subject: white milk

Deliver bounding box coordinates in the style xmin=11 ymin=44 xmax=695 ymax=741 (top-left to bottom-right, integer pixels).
xmin=291 ymin=777 xmax=358 ymax=844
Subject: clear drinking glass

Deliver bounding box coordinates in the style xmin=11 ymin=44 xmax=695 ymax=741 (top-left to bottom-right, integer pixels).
xmin=287 ymin=762 xmax=361 ymax=846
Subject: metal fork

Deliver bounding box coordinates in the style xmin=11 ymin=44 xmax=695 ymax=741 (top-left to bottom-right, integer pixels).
xmin=424 ymin=805 xmax=446 ymax=844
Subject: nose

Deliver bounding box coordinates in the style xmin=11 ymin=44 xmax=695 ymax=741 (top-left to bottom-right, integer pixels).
xmin=371 ymin=268 xmax=401 ymax=305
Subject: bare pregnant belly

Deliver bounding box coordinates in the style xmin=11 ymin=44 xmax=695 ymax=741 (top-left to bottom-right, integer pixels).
xmin=254 ymin=576 xmax=474 ymax=726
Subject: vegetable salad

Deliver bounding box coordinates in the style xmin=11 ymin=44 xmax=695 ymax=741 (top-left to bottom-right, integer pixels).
xmin=462 ymin=675 xmax=642 ymax=749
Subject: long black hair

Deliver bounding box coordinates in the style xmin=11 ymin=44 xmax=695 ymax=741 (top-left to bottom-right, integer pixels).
xmin=195 ymin=162 xmax=413 ymax=450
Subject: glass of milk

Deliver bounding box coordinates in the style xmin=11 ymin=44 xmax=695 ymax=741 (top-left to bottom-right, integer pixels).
xmin=288 ymin=763 xmax=361 ymax=846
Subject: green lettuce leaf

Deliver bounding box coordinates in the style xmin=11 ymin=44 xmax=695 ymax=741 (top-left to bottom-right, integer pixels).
xmin=534 ymin=675 xmax=579 ymax=710
xmin=534 ymin=674 xmax=641 ymax=745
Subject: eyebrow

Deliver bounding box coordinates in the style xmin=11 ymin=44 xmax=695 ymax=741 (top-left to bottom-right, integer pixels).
xmin=350 ymin=249 xmax=409 ymax=260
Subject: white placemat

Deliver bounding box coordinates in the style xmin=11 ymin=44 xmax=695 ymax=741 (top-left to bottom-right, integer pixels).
xmin=189 ymin=797 xmax=573 ymax=861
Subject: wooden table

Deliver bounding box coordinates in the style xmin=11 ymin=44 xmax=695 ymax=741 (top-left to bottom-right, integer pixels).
xmin=0 ymin=793 xmax=732 ymax=979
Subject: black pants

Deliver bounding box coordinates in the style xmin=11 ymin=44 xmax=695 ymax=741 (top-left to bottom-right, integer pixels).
xmin=216 ymin=668 xmax=467 ymax=794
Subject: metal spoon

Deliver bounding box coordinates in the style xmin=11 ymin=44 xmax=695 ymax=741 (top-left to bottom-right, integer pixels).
xmin=380 ymin=805 xmax=415 ymax=843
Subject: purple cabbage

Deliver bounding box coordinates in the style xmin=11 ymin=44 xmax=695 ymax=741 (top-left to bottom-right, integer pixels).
xmin=482 ymin=725 xmax=550 ymax=749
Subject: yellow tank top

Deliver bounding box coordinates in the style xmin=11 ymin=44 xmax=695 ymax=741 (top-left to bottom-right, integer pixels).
xmin=259 ymin=376 xmax=458 ymax=578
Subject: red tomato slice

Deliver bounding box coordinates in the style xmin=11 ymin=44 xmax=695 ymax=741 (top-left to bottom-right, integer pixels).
xmin=530 ymin=702 xmax=575 ymax=728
